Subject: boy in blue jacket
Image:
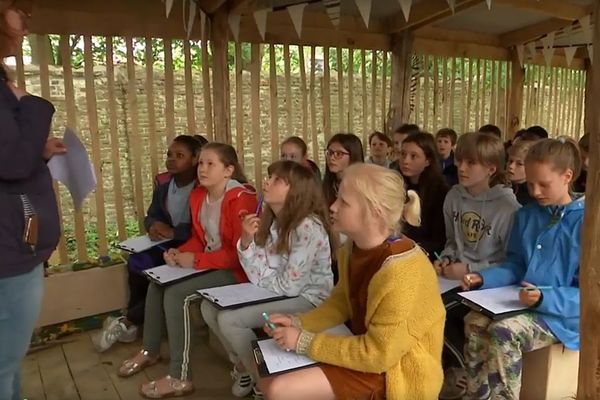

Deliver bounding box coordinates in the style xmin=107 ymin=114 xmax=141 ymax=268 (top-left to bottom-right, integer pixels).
xmin=461 ymin=138 xmax=582 ymax=400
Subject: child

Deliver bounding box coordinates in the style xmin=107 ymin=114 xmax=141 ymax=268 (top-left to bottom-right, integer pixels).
xmin=436 ymin=128 xmax=459 ymax=186
xmin=153 ymin=134 xmax=208 ymax=187
xmin=390 ymin=123 xmax=420 ymax=170
xmin=259 ymin=163 xmax=446 ymax=400
xmin=280 ymin=136 xmax=322 ymax=180
xmin=461 ymin=138 xmax=582 ymax=400
xmin=118 ymin=143 xmax=257 ymax=399
xmin=506 ymin=140 xmax=535 ymax=206
xmin=94 ymin=135 xmax=203 ymax=352
xmin=201 ymin=160 xmax=336 ymax=397
xmin=398 ymin=132 xmax=448 ymax=260
xmin=478 ymin=124 xmax=502 ymax=139
xmin=322 ymin=133 xmax=364 ymax=207
xmin=434 ymin=132 xmax=521 ymax=400
xmin=366 ymin=131 xmax=392 ymax=167
xmin=573 ymin=133 xmax=589 ymax=192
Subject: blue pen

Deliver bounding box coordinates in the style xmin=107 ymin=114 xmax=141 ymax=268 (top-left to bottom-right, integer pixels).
xmin=523 ymin=286 xmax=552 ymax=291
xmin=256 ymin=194 xmax=264 ymax=216
xmin=433 ymin=252 xmax=443 ymax=262
xmin=156 ymin=244 xmax=168 ymax=252
xmin=262 ymin=312 xmax=277 ymax=330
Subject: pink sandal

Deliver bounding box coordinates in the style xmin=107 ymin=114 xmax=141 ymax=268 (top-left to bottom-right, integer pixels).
xmin=118 ymin=349 xmax=160 ymax=377
xmin=140 ymin=375 xmax=195 ymax=399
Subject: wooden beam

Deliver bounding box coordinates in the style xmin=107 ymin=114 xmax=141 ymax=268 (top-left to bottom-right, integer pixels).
xmin=494 ymin=0 xmax=591 ymax=21
xmin=387 ymin=0 xmax=482 ymax=33
xmin=387 ymin=32 xmax=414 ymax=133
xmin=585 ymin=59 xmax=593 ymax=135
xmin=507 ymin=48 xmax=524 ymax=137
xmin=578 ymin=1 xmax=600 ymax=397
xmin=210 ymin=10 xmax=231 ymax=143
xmin=414 ymin=26 xmax=502 ymax=47
xmin=200 ymin=0 xmax=227 ymax=15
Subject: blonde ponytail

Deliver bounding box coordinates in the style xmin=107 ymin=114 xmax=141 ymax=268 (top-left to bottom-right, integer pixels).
xmin=404 ymin=189 xmax=421 ymax=227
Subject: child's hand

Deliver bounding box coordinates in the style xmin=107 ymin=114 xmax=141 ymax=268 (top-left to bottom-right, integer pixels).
xmin=175 ymin=251 xmax=195 ymax=268
xmin=240 ymin=213 xmax=260 ymax=250
xmin=148 ymin=225 xmax=162 ymax=241
xmin=461 ymin=273 xmax=483 ymax=290
xmin=442 ymin=262 xmax=469 ymax=280
xmin=153 ymin=221 xmax=174 ymax=239
xmin=163 ymin=248 xmax=179 ymax=266
xmin=519 ymin=282 xmax=541 ymax=307
xmin=271 ymin=326 xmax=301 ymax=352
xmin=433 ymin=257 xmax=450 ymax=275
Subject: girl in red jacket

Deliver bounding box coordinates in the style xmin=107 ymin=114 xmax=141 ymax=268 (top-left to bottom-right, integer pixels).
xmin=119 ymin=143 xmax=257 ymax=399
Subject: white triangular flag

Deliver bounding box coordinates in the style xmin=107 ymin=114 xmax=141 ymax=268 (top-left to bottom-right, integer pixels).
xmin=580 ymin=15 xmax=592 ymax=43
xmin=186 ymin=0 xmax=197 ymax=38
xmin=588 ymin=45 xmax=594 ymax=64
xmin=253 ymin=8 xmax=270 ymax=40
xmin=485 ymin=0 xmax=492 ymax=10
xmin=516 ymin=44 xmax=525 ymax=67
xmin=526 ymin=41 xmax=537 ymax=60
xmin=355 ymin=0 xmax=372 ymax=28
xmin=287 ymin=3 xmax=307 ymax=38
xmin=564 ymin=47 xmax=577 ymax=67
xmin=228 ymin=13 xmax=241 ymax=42
xmin=541 ymin=32 xmax=555 ymax=66
xmin=165 ymin=0 xmax=174 ymax=18
xmin=447 ymin=0 xmax=456 ymax=13
xmin=323 ymin=0 xmax=341 ymax=27
xmin=399 ymin=0 xmax=412 ymax=21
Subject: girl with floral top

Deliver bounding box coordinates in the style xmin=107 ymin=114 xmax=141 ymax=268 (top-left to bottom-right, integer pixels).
xmin=201 ymin=160 xmax=336 ymax=398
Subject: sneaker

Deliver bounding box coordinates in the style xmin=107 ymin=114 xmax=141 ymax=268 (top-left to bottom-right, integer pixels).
xmin=118 ymin=324 xmax=138 ymax=343
xmin=252 ymin=387 xmax=264 ymax=400
xmin=92 ymin=316 xmax=127 ymax=352
xmin=439 ymin=367 xmax=467 ymax=400
xmin=230 ymin=366 xmax=255 ymax=397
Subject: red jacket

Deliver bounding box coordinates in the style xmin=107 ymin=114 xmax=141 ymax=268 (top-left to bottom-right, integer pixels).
xmin=178 ymin=182 xmax=257 ymax=283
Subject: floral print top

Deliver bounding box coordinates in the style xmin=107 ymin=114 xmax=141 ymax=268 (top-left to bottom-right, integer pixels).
xmin=236 ymin=215 xmax=333 ymax=306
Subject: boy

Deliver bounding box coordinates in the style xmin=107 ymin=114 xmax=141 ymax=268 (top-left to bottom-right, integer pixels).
xmin=436 ymin=128 xmax=458 ymax=186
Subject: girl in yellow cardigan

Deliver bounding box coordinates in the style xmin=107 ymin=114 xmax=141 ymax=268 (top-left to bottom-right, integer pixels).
xmin=260 ymin=163 xmax=446 ymax=400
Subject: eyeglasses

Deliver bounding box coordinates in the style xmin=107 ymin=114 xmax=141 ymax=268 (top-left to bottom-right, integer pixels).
xmin=324 ymin=149 xmax=350 ymax=159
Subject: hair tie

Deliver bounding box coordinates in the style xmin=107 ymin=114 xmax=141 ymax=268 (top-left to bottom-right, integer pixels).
xmin=558 ymin=137 xmax=566 ymax=144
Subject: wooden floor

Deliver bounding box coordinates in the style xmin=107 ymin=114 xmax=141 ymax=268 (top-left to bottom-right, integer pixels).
xmin=21 ymin=330 xmax=238 ymax=400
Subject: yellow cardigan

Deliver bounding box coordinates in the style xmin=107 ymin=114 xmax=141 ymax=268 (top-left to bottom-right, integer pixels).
xmin=297 ymin=242 xmax=446 ymax=400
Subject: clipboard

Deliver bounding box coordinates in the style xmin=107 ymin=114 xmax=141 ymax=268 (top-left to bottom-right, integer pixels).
xmin=143 ymin=264 xmax=209 ymax=286
xmin=457 ymin=286 xmax=528 ymax=321
xmin=198 ymin=283 xmax=291 ymax=310
xmin=252 ymin=339 xmax=317 ymax=377
xmin=115 ymin=235 xmax=169 ymax=253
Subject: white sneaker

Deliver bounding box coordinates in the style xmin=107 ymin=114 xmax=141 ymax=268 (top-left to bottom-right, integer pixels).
xmin=92 ymin=316 xmax=127 ymax=352
xmin=439 ymin=367 xmax=467 ymax=400
xmin=230 ymin=366 xmax=255 ymax=397
xmin=118 ymin=324 xmax=138 ymax=343
xmin=252 ymin=387 xmax=264 ymax=400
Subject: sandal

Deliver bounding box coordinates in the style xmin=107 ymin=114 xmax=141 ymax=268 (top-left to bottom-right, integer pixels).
xmin=118 ymin=349 xmax=160 ymax=377
xmin=140 ymin=375 xmax=195 ymax=399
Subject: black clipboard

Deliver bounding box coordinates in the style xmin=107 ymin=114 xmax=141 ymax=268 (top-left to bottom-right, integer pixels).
xmin=251 ymin=339 xmax=318 ymax=377
xmin=199 ymin=291 xmax=291 ymax=310
xmin=459 ymin=297 xmax=527 ymax=321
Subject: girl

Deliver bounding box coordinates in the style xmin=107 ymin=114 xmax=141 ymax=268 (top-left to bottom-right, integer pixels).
xmin=94 ymin=135 xmax=203 ymax=352
xmin=280 ymin=136 xmax=321 ymax=180
xmin=260 ymin=163 xmax=446 ymax=400
xmin=434 ymin=132 xmax=520 ymax=400
xmin=118 ymin=143 xmax=257 ymax=399
xmin=461 ymin=138 xmax=582 ymax=400
xmin=367 ymin=131 xmax=392 ymax=167
xmin=506 ymin=140 xmax=535 ymax=206
xmin=389 ymin=123 xmax=420 ymax=171
xmin=322 ymin=133 xmax=364 ymax=207
xmin=398 ymin=132 xmax=448 ymax=260
xmin=201 ymin=160 xmax=336 ymax=397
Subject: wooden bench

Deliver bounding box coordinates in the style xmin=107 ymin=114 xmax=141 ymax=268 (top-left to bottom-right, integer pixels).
xmin=521 ymin=343 xmax=579 ymax=400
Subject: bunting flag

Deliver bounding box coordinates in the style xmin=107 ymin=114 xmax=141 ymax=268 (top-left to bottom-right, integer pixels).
xmin=165 ymin=0 xmax=174 ymax=18
xmin=228 ymin=13 xmax=241 ymax=42
xmin=399 ymin=0 xmax=412 ymax=22
xmin=485 ymin=0 xmax=492 ymax=10
xmin=355 ymin=0 xmax=373 ymax=28
xmin=564 ymin=47 xmax=577 ymax=67
xmin=579 ymin=15 xmax=592 ymax=43
xmin=253 ymin=8 xmax=270 ymax=40
xmin=447 ymin=0 xmax=456 ymax=13
xmin=588 ymin=45 xmax=594 ymax=65
xmin=185 ymin=0 xmax=197 ymax=38
xmin=516 ymin=44 xmax=525 ymax=67
xmin=288 ymin=3 xmax=307 ymax=38
xmin=323 ymin=0 xmax=341 ymax=27
xmin=541 ymin=32 xmax=555 ymax=66
xmin=526 ymin=41 xmax=537 ymax=60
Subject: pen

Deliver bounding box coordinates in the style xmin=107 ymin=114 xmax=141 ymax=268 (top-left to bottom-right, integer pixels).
xmin=522 ymin=286 xmax=552 ymax=291
xmin=256 ymin=194 xmax=264 ymax=216
xmin=433 ymin=252 xmax=443 ymax=262
xmin=262 ymin=312 xmax=277 ymax=330
xmin=156 ymin=244 xmax=168 ymax=252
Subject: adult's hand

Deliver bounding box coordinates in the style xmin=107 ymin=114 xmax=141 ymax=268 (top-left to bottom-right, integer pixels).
xmin=43 ymin=137 xmax=66 ymax=160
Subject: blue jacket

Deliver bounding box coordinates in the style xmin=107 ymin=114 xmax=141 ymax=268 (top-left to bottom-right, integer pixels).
xmin=480 ymin=197 xmax=583 ymax=350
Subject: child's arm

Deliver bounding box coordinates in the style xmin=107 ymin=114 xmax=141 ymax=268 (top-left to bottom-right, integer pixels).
xmin=535 ymin=272 xmax=580 ymax=318
xmin=440 ymin=197 xmax=458 ymax=260
xmin=143 ymin=186 xmax=165 ymax=233
xmin=296 ymin=283 xmax=349 ymax=332
xmin=239 ymin=219 xmax=330 ymax=297
xmin=172 ymin=222 xmax=192 ymax=242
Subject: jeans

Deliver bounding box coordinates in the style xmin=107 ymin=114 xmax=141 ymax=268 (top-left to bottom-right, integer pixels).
xmin=0 ymin=264 xmax=44 ymax=400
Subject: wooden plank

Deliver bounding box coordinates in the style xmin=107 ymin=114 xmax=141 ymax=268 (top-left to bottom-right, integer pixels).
xmin=210 ymin=10 xmax=231 ymax=143
xmin=269 ymin=44 xmax=279 ymax=163
xmin=381 ymin=50 xmax=388 ymax=131
xmin=337 ymin=47 xmax=344 ymax=132
xmin=490 ymin=60 xmax=497 ymax=125
xmin=575 ymin=70 xmax=584 ymax=137
xmin=163 ymin=39 xmax=176 ymax=144
xmin=414 ymin=55 xmax=421 ymax=126
xmin=507 ymin=50 xmax=524 ymax=137
xmin=125 ymin=36 xmax=146 ymax=232
xmin=183 ymin=40 xmax=197 ymax=134
xmin=361 ymin=49 xmax=368 ymax=144
xmin=83 ymin=35 xmax=108 ymax=257
xmin=461 ymin=58 xmax=467 ymax=132
xmin=474 ymin=59 xmax=481 ymax=129
xmin=567 ymin=69 xmax=576 ymax=136
xmin=551 ymin=68 xmax=560 ymax=135
xmin=21 ymin=354 xmax=45 ymax=400
xmin=298 ymin=45 xmax=309 ymax=142
xmin=432 ymin=56 xmax=439 ymax=129
xmin=201 ymin=33 xmax=214 ymax=140
xmin=414 ymin=26 xmax=502 ymax=47
xmin=250 ymin=43 xmax=262 ymax=186
xmin=59 ymin=35 xmax=87 ymax=262
xmin=449 ymin=57 xmax=455 ymax=128
xmin=283 ymin=44 xmax=293 ymax=135
xmin=466 ymin=58 xmax=473 ymax=131
xmin=348 ymin=48 xmax=354 ymax=131
xmin=234 ymin=42 xmax=244 ymax=167
xmin=37 ymin=345 xmax=78 ymax=400
xmin=144 ymin=37 xmax=159 ymax=178
xmin=371 ymin=50 xmax=377 ymax=131
xmin=62 ymin=334 xmax=120 ymax=400
xmin=387 ymin=33 xmax=414 ymax=131
xmin=442 ymin=57 xmax=448 ymax=127
xmin=309 ymin=46 xmax=319 ymax=164
xmin=495 ymin=0 xmax=590 ymax=21
xmin=388 ymin=0 xmax=483 ymax=32
xmin=323 ymin=46 xmax=332 ymax=140
xmin=423 ymin=55 xmax=430 ymax=131
xmin=15 ymin=43 xmax=26 ymax=89
xmin=480 ymin=59 xmax=487 ymax=127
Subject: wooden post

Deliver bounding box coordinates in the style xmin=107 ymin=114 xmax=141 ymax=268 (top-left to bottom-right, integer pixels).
xmin=507 ymin=48 xmax=524 ymax=140
xmin=577 ymin=2 xmax=600 ymax=397
xmin=211 ymin=9 xmax=231 ymax=143
xmin=584 ymin=59 xmax=593 ymax=135
xmin=387 ymin=31 xmax=414 ymax=133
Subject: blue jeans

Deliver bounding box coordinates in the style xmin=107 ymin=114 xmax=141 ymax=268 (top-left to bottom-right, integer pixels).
xmin=0 ymin=264 xmax=44 ymax=400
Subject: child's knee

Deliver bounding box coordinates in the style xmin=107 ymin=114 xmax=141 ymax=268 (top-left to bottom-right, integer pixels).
xmin=260 ymin=376 xmax=285 ymax=400
xmin=487 ymin=319 xmax=516 ymax=346
xmin=464 ymin=311 xmax=491 ymax=332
